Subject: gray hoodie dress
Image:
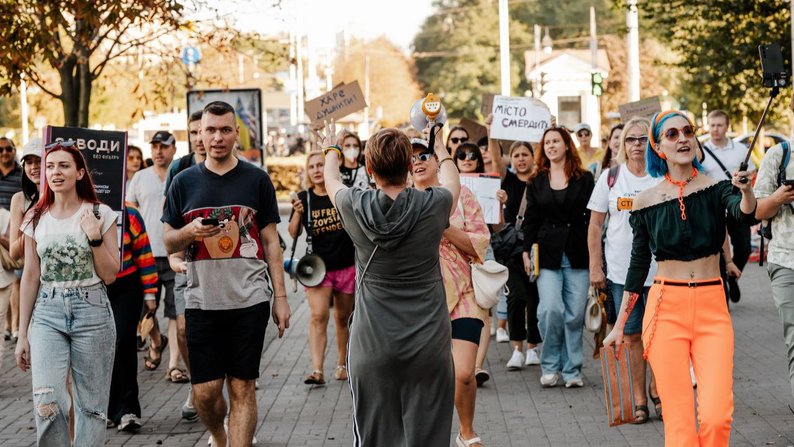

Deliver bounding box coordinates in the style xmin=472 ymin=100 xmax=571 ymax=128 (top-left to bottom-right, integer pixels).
xmin=335 ymin=186 xmax=455 ymax=447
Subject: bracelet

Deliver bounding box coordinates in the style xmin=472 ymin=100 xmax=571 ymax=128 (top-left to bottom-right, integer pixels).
xmin=323 ymin=145 xmax=342 ymax=158
xmin=439 ymin=157 xmax=456 ymax=168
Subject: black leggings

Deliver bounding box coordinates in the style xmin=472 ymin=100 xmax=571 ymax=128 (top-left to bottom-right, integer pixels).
xmin=505 ymin=265 xmax=542 ymax=345
xmin=726 ymin=215 xmax=751 ymax=271
xmin=107 ymin=272 xmax=144 ymax=423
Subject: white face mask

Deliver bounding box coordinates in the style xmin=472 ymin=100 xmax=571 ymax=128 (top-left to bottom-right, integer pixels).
xmin=343 ymin=148 xmax=360 ymax=163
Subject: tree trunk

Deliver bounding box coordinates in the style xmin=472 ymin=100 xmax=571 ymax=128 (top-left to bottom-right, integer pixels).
xmin=78 ymin=61 xmax=91 ymax=128
xmin=59 ymin=56 xmax=78 ymax=127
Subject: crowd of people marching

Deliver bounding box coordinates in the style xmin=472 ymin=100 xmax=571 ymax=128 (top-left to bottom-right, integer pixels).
xmin=4 ymin=95 xmax=794 ymax=447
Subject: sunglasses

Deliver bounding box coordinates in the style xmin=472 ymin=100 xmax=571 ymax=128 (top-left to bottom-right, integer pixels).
xmin=45 ymin=140 xmax=76 ymax=151
xmin=662 ymin=126 xmax=696 ymax=141
xmin=577 ymin=131 xmax=591 ymax=137
xmin=625 ymin=136 xmax=649 ymax=146
xmin=0 ymin=146 xmax=14 ymax=153
xmin=456 ymin=151 xmax=478 ymax=161
xmin=412 ymin=152 xmax=434 ymax=163
xmin=450 ymin=137 xmax=468 ymax=144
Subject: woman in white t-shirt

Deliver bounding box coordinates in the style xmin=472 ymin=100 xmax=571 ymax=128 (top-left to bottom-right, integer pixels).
xmin=586 ymin=117 xmax=661 ymax=424
xmin=15 ymin=142 xmax=119 ymax=446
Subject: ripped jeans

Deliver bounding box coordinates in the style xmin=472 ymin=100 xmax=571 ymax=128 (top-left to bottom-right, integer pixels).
xmin=29 ymin=283 xmax=116 ymax=447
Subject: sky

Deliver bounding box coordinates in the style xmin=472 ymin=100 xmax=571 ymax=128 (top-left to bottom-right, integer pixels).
xmin=230 ymin=0 xmax=434 ymax=51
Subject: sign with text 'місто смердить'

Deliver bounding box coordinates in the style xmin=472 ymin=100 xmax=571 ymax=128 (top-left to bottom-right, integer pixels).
xmin=490 ymin=96 xmax=551 ymax=143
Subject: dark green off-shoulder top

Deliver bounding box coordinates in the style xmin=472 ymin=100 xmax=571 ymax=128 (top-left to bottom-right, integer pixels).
xmin=624 ymin=181 xmax=757 ymax=293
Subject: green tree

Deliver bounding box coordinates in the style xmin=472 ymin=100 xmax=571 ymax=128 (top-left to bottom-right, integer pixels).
xmin=633 ymin=0 xmax=791 ymax=124
xmin=413 ymin=0 xmax=531 ymax=118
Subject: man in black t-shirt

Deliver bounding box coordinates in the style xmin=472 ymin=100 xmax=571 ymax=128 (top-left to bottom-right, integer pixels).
xmin=163 ymin=101 xmax=290 ymax=447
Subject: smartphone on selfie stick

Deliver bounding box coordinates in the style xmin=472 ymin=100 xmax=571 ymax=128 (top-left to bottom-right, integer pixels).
xmin=738 ymin=44 xmax=788 ymax=186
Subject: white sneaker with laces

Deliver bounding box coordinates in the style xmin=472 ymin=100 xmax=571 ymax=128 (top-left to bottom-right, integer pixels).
xmin=506 ymin=349 xmax=525 ymax=370
xmin=540 ymin=372 xmax=561 ymax=387
xmin=565 ymin=377 xmax=584 ymax=388
xmin=496 ymin=328 xmax=510 ymax=343
xmin=118 ymin=413 xmax=142 ymax=432
xmin=525 ymin=347 xmax=540 ymax=365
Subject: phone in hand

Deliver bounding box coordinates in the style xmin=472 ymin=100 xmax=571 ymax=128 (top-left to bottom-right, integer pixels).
xmin=201 ymin=218 xmax=220 ymax=226
xmin=782 ymin=179 xmax=794 ymax=187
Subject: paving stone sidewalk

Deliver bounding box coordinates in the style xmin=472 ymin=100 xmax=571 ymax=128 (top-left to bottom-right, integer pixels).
xmin=1 ymin=227 xmax=793 ymax=445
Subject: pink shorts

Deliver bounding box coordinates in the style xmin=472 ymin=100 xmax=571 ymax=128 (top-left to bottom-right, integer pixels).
xmin=307 ymin=265 xmax=356 ymax=294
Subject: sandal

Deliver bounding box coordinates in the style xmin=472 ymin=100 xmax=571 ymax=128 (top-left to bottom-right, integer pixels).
xmin=333 ymin=365 xmax=348 ymax=381
xmin=144 ymin=335 xmax=168 ymax=371
xmin=631 ymin=405 xmax=649 ymax=424
xmin=304 ymin=370 xmax=325 ymax=385
xmin=649 ymin=386 xmax=662 ymax=420
xmin=167 ymin=367 xmax=190 ymax=383
xmin=455 ymin=433 xmax=483 ymax=447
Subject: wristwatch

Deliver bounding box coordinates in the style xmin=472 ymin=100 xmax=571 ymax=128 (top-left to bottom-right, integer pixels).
xmin=89 ymin=238 xmax=103 ymax=247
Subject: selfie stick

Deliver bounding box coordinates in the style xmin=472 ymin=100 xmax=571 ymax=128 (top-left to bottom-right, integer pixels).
xmin=739 ymin=86 xmax=780 ymax=183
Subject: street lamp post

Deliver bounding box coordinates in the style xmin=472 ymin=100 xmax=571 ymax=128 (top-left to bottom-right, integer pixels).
xmin=498 ymin=0 xmax=510 ymax=96
xmin=627 ymin=0 xmax=641 ymax=101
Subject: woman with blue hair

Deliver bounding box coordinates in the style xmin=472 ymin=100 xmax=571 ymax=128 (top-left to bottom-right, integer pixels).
xmin=604 ymin=111 xmax=757 ymax=446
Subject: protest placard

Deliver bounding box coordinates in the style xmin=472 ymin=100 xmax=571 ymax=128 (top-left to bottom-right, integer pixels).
xmin=481 ymin=93 xmax=495 ymax=117
xmin=459 ymin=118 xmax=487 ymax=144
xmin=460 ymin=173 xmax=502 ymax=224
xmin=618 ymin=96 xmax=662 ymax=122
xmin=490 ymin=96 xmax=551 ymax=143
xmin=304 ymin=81 xmax=367 ymax=124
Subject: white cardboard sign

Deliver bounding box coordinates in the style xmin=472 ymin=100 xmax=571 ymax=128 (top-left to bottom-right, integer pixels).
xmin=490 ymin=96 xmax=551 ymax=143
xmin=460 ymin=174 xmax=502 ymax=225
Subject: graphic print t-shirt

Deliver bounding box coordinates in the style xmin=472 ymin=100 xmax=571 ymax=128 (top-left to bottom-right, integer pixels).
xmin=162 ymin=161 xmax=281 ymax=310
xmin=339 ymin=164 xmax=370 ymax=189
xmin=292 ymin=189 xmax=354 ymax=270
xmin=22 ymin=203 xmax=118 ymax=288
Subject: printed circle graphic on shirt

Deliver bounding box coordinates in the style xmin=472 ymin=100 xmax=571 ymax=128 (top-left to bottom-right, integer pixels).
xmin=204 ymin=219 xmax=241 ymax=259
xmin=218 ymin=236 xmax=234 ymax=253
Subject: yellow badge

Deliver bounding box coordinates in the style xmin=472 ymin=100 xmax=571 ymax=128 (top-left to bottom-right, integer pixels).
xmin=617 ymin=197 xmax=633 ymax=211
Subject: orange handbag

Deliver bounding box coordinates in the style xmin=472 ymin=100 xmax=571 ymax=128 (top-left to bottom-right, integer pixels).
xmin=600 ymin=342 xmax=636 ymax=426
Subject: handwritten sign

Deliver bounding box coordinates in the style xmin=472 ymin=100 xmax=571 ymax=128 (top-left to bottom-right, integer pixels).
xmin=490 ymin=96 xmax=551 ymax=143
xmin=618 ymin=96 xmax=662 ymax=122
xmin=304 ymin=81 xmax=367 ymax=124
xmin=460 ymin=174 xmax=502 ymax=224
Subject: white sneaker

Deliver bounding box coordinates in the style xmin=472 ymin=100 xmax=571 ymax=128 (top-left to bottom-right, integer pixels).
xmin=525 ymin=347 xmax=540 ymax=365
xmin=690 ymin=365 xmax=697 ymax=388
xmin=496 ymin=328 xmax=510 ymax=343
xmin=540 ymin=372 xmax=561 ymax=387
xmin=506 ymin=349 xmax=525 ymax=370
xmin=565 ymin=377 xmax=584 ymax=388
xmin=118 ymin=413 xmax=142 ymax=432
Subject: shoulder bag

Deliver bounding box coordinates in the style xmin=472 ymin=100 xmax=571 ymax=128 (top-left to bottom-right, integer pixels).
xmin=491 ymin=184 xmax=528 ymax=264
xmin=457 ymin=198 xmax=509 ymax=309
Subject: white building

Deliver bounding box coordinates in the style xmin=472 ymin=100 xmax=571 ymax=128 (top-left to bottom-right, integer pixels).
xmin=525 ymin=49 xmax=610 ymax=144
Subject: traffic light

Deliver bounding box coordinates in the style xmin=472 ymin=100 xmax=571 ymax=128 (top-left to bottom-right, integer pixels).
xmin=591 ymin=72 xmax=604 ymax=97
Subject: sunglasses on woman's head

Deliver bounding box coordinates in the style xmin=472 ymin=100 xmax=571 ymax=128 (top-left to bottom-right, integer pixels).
xmin=455 ymin=151 xmax=478 ymax=161
xmin=450 ymin=137 xmax=468 ymax=144
xmin=662 ymin=126 xmax=696 ymax=142
xmin=412 ymin=152 xmax=434 ymax=163
xmin=44 ymin=140 xmax=76 ymax=151
xmin=625 ymin=136 xmax=649 ymax=146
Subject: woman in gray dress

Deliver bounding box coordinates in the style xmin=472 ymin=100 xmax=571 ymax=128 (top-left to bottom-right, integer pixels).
xmin=319 ymin=121 xmax=460 ymax=446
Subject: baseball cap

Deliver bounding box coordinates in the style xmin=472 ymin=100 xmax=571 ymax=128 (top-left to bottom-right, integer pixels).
xmin=410 ymin=138 xmax=429 ymax=150
xmin=574 ymin=123 xmax=591 ymax=134
xmin=21 ymin=137 xmax=43 ymax=161
xmin=149 ymin=131 xmax=175 ymax=146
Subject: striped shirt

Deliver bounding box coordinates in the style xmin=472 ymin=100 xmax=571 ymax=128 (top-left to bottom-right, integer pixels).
xmin=0 ymin=164 xmax=22 ymax=210
xmin=118 ymin=204 xmax=158 ymax=294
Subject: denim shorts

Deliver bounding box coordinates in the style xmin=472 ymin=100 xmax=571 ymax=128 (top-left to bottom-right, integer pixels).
xmin=609 ymin=281 xmax=649 ymax=335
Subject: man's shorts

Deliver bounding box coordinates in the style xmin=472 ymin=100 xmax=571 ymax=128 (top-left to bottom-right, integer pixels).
xmin=308 ymin=265 xmax=355 ymax=295
xmin=174 ymin=272 xmax=186 ymax=316
xmin=185 ymin=301 xmax=270 ymax=384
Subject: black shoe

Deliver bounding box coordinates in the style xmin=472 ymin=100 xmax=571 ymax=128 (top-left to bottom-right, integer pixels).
xmin=3 ymin=330 xmax=10 ymax=341
xmin=728 ymin=277 xmax=741 ymax=303
xmin=137 ymin=335 xmax=147 ymax=352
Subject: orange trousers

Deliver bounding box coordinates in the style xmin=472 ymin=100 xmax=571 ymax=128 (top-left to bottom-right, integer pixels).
xmin=642 ymin=277 xmax=733 ymax=447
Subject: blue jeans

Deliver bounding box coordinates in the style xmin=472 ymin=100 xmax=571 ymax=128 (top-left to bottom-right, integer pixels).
xmin=29 ymin=283 xmax=116 ymax=447
xmin=608 ymin=281 xmax=649 ymax=335
xmin=536 ymin=254 xmax=589 ymax=381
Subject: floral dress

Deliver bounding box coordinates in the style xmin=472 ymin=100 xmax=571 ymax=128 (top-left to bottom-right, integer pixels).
xmin=441 ymin=186 xmax=490 ymax=322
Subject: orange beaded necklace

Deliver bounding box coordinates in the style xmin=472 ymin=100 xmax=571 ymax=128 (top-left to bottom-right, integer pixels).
xmin=664 ymin=167 xmax=698 ymax=221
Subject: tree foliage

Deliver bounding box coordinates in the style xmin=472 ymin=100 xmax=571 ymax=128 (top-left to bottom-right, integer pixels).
xmin=413 ymin=0 xmax=531 ymax=118
xmin=333 ymin=37 xmax=422 ymax=127
xmin=634 ymin=0 xmax=792 ymax=124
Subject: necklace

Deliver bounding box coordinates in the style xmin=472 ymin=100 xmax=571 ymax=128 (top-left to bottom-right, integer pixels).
xmin=664 ymin=167 xmax=698 ymax=221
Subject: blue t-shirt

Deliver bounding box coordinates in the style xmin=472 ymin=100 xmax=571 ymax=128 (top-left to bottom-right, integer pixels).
xmin=162 ymin=160 xmax=281 ymax=310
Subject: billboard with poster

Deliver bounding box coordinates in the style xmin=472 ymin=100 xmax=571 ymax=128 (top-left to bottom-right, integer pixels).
xmin=187 ymin=88 xmax=263 ymax=166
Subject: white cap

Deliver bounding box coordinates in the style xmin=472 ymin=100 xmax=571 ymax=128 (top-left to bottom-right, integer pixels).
xmin=21 ymin=137 xmax=43 ymax=161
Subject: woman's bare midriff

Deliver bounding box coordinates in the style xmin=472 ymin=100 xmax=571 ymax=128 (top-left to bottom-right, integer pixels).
xmin=655 ymin=253 xmax=721 ymax=281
